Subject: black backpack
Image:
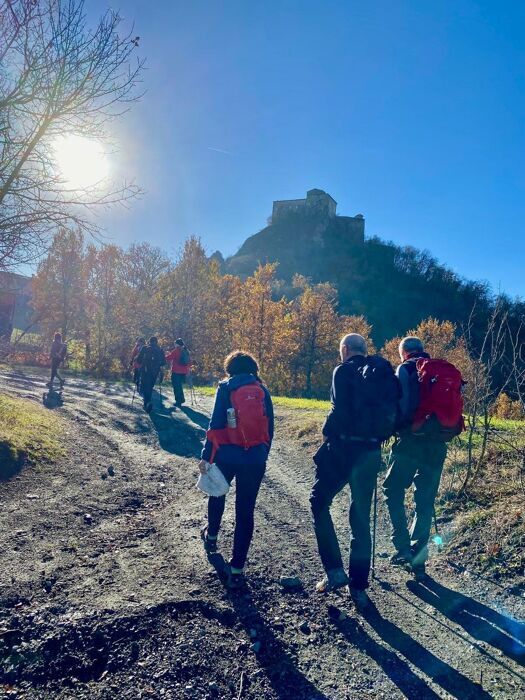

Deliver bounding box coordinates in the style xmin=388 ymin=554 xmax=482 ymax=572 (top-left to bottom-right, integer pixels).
xmin=142 ymin=346 xmax=164 ymax=375
xmin=346 ymin=355 xmax=400 ymax=441
xmin=180 ymin=347 xmax=190 ymax=365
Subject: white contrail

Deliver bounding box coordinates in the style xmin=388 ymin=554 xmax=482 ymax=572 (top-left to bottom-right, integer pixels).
xmin=207 ymin=146 xmax=231 ymax=155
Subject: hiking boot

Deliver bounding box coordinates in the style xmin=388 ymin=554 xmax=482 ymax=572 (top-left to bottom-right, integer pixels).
xmin=225 ymin=565 xmax=245 ymax=590
xmin=349 ymin=587 xmax=370 ymax=611
xmin=200 ymin=526 xmax=218 ymax=554
xmin=390 ymin=550 xmax=413 ymax=569
xmin=315 ymin=567 xmax=349 ymax=594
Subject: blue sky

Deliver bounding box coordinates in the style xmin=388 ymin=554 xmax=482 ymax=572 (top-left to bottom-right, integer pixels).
xmin=91 ymin=1 xmax=524 ymax=297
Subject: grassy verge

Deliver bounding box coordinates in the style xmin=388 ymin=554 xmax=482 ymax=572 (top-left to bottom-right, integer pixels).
xmin=0 ymin=394 xmax=65 ymax=478
xmin=195 ymin=385 xmax=330 ymax=411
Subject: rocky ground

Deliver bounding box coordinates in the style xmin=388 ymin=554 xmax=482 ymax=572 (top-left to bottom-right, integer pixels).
xmin=0 ymin=368 xmax=524 ymax=699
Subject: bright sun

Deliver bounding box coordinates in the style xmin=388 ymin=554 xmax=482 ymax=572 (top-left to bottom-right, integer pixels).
xmin=53 ymin=134 xmax=109 ymax=190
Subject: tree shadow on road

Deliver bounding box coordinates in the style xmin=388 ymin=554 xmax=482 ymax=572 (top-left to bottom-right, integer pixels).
xmin=207 ymin=552 xmax=329 ymax=700
xmin=357 ymin=598 xmax=492 ymax=699
xmin=407 ymin=578 xmax=525 ymax=666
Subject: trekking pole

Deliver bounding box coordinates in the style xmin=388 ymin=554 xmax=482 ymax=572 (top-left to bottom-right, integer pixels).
xmin=189 ymin=371 xmax=196 ymax=406
xmin=372 ymin=472 xmax=378 ymax=579
xmin=158 ymin=372 xmax=163 ymax=404
xmin=432 ymin=507 xmax=443 ymax=549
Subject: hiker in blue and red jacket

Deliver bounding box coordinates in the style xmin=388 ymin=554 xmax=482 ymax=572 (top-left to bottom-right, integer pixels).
xmin=199 ymin=350 xmax=274 ymax=589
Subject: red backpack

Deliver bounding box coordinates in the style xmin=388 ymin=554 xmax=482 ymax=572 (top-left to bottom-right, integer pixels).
xmin=207 ymin=383 xmax=270 ymax=462
xmin=412 ymin=358 xmax=465 ymax=441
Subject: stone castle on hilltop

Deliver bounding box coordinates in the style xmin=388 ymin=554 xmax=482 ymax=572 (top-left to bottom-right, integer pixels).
xmin=271 ymin=188 xmax=365 ymax=244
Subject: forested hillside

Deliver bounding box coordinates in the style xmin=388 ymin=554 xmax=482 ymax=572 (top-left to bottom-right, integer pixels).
xmin=224 ymin=210 xmax=522 ymax=345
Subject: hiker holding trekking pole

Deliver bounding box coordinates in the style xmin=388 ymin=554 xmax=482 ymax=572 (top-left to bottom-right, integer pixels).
xmin=165 ymin=338 xmax=191 ymax=407
xmin=383 ymin=336 xmax=465 ymax=581
xmin=129 ymin=337 xmax=146 ymax=393
xmin=135 ymin=337 xmax=166 ymax=413
xmin=310 ymin=334 xmax=399 ymax=610
xmin=48 ymin=332 xmax=67 ymax=389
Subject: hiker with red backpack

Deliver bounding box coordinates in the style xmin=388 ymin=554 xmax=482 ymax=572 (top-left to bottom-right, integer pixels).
xmin=383 ymin=336 xmax=465 ymax=581
xmin=165 ymin=338 xmax=191 ymax=407
xmin=199 ymin=351 xmax=274 ymax=589
xmin=310 ymin=334 xmax=400 ymax=609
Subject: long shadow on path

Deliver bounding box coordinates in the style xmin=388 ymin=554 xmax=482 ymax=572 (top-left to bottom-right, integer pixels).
xmin=333 ymin=615 xmax=442 ymax=699
xmin=207 ymin=553 xmax=329 ymax=700
xmin=357 ymin=598 xmax=491 ymax=699
xmin=407 ymin=578 xmax=525 ymax=666
xmin=146 ymin=391 xmax=205 ymax=459
xmin=180 ymin=405 xmax=210 ymax=430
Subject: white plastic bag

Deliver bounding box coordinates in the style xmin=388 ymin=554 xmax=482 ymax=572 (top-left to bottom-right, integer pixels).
xmin=196 ymin=463 xmax=230 ymax=497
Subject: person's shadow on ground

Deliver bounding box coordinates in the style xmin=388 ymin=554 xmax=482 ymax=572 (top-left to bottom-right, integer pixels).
xmin=180 ymin=405 xmax=210 ymax=430
xmin=145 ymin=390 xmax=205 ymax=458
xmin=207 ymin=553 xmax=329 ymax=700
xmin=333 ymin=612 xmax=443 ymax=699
xmin=407 ymin=578 xmax=525 ymax=666
xmin=354 ymin=598 xmax=492 ymax=699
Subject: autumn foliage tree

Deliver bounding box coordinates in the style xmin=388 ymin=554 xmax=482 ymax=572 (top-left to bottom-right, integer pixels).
xmin=32 ymin=228 xmax=86 ymax=341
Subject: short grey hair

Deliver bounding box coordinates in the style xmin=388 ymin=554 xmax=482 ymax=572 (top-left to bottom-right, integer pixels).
xmin=399 ymin=336 xmax=424 ymax=357
xmin=341 ymin=333 xmax=367 ymax=355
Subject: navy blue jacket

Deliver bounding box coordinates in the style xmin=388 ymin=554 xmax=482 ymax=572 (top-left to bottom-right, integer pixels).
xmin=201 ymin=374 xmax=274 ymax=465
xmin=396 ymin=351 xmax=430 ymax=428
xmin=322 ymin=355 xmax=367 ymax=440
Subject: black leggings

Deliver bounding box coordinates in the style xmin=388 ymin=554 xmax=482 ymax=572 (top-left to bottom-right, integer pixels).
xmin=207 ymin=462 xmax=266 ymax=569
xmin=50 ymin=359 xmax=63 ymax=386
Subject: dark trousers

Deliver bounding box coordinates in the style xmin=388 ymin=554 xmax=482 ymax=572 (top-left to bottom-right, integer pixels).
xmin=171 ymin=373 xmax=186 ymax=404
xmin=207 ymin=462 xmax=266 ymax=569
xmin=133 ymin=368 xmax=141 ymax=390
xmin=141 ymin=372 xmax=157 ymax=407
xmin=383 ymin=436 xmax=447 ymax=568
xmin=310 ymin=443 xmax=381 ymax=590
xmin=49 ymin=359 xmax=63 ymax=387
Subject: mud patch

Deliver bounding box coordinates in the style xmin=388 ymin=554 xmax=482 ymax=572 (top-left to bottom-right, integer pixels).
xmin=1 ymin=601 xmax=236 ymax=689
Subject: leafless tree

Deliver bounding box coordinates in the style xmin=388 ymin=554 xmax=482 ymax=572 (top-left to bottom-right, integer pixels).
xmin=0 ymin=0 xmax=144 ymax=271
xmin=458 ymin=302 xmax=510 ymax=494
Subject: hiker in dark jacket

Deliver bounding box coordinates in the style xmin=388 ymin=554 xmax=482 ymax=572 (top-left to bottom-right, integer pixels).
xmin=383 ymin=336 xmax=447 ymax=581
xmin=48 ymin=332 xmax=67 ymax=389
xmin=310 ymin=333 xmax=388 ymax=609
xmin=136 ymin=336 xmax=166 ymax=413
xmin=199 ymin=351 xmax=274 ymax=589
xmin=165 ymin=338 xmax=191 ymax=407
xmin=129 ymin=337 xmax=146 ymax=391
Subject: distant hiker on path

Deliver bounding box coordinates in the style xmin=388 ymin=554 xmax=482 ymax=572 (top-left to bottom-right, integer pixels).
xmin=136 ymin=336 xmax=166 ymax=413
xmin=383 ymin=336 xmax=464 ymax=581
xmin=129 ymin=337 xmax=145 ymax=391
xmin=165 ymin=338 xmax=191 ymax=407
xmin=310 ymin=334 xmax=399 ymax=608
xmin=48 ymin=332 xmax=67 ymax=389
xmin=199 ymin=351 xmax=274 ymax=589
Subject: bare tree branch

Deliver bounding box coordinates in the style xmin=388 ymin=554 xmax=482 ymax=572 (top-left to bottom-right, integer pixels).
xmin=0 ymin=0 xmax=144 ymax=270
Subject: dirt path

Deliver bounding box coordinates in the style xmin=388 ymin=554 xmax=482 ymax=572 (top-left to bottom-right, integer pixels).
xmin=0 ymin=368 xmax=524 ymax=700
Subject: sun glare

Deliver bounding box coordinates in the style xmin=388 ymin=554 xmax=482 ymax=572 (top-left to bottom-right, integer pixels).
xmin=53 ymin=134 xmax=109 ymax=190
